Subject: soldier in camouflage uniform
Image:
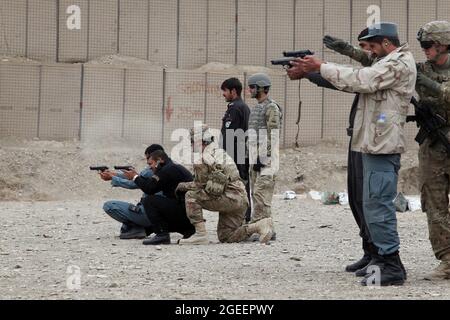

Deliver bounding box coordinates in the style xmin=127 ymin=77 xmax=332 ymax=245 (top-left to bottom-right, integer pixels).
xmin=176 ymin=125 xmax=274 ymax=245
xmin=247 ymin=73 xmax=282 ymax=241
xmin=416 ymin=21 xmax=450 ymax=280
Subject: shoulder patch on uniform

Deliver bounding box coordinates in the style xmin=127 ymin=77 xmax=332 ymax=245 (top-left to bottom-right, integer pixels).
xmin=152 ymin=175 xmax=160 ymax=182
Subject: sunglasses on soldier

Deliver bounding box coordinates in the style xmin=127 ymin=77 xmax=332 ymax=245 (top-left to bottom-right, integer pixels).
xmin=420 ymin=41 xmax=434 ymax=49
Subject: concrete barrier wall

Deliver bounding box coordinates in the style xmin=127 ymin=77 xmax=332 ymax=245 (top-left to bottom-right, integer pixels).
xmin=178 ymin=0 xmax=208 ymax=69
xmin=88 ymin=0 xmax=118 ymax=60
xmin=207 ymin=0 xmax=236 ymax=65
xmin=27 ymin=0 xmax=57 ymax=61
xmin=123 ymin=69 xmax=163 ymax=143
xmin=81 ymin=66 xmax=124 ymax=139
xmin=0 ymin=62 xmax=424 ymax=148
xmin=2 ymin=0 xmax=444 ymax=67
xmin=147 ymin=0 xmax=177 ymax=67
xmin=58 ymin=0 xmax=89 ymax=62
xmin=236 ymin=0 xmax=266 ymax=66
xmin=0 ymin=0 xmax=26 ymax=56
xmin=119 ymin=0 xmax=148 ymax=60
xmin=39 ymin=64 xmax=81 ymax=139
xmin=1 ymin=0 xmax=443 ymax=148
xmin=0 ymin=64 xmax=40 ymax=137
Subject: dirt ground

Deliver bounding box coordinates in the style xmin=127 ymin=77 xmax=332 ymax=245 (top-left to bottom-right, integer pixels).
xmin=1 ymin=138 xmax=449 ymax=300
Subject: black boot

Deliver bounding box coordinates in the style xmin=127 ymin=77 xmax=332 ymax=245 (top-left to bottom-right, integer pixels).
xmin=361 ymin=252 xmax=405 ymax=286
xmin=119 ymin=226 xmax=146 ymax=239
xmin=355 ymin=257 xmax=377 ymax=277
xmin=142 ymin=232 xmax=171 ymax=245
xmin=354 ymin=242 xmax=378 ymax=276
xmin=345 ymin=254 xmax=371 ymax=272
xmin=397 ymin=253 xmax=407 ymax=280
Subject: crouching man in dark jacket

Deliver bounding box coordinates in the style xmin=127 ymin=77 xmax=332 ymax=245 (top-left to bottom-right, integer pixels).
xmin=123 ymin=150 xmax=195 ymax=245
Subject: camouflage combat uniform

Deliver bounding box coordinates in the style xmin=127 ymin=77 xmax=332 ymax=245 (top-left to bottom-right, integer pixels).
xmin=248 ymin=97 xmax=282 ymax=222
xmin=181 ymin=141 xmax=270 ymax=243
xmin=416 ymin=21 xmax=450 ymax=263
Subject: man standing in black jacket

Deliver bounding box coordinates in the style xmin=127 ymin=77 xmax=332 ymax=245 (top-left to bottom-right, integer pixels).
xmin=123 ymin=150 xmax=195 ymax=245
xmin=220 ymin=78 xmax=252 ymax=222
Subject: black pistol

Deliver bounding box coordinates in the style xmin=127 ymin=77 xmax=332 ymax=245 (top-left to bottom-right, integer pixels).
xmin=89 ymin=166 xmax=109 ymax=172
xmin=113 ymin=166 xmax=134 ymax=171
xmin=271 ymin=49 xmax=314 ymax=68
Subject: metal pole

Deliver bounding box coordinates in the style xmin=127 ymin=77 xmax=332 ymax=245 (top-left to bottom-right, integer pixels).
xmin=78 ymin=64 xmax=85 ymax=140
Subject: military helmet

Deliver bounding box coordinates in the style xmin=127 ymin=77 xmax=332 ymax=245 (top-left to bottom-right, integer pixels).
xmin=248 ymin=73 xmax=271 ymax=88
xmin=417 ymin=20 xmax=450 ymax=45
xmin=190 ymin=124 xmax=214 ymax=144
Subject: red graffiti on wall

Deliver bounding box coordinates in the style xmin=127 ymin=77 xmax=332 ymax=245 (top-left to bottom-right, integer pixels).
xmin=164 ymin=96 xmax=204 ymax=122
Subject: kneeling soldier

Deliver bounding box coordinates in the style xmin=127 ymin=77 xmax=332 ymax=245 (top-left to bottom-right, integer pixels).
xmin=176 ymin=124 xmax=274 ymax=245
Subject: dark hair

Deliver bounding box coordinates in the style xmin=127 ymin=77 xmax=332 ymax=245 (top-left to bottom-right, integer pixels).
xmin=368 ymin=36 xmax=400 ymax=47
xmin=221 ymin=77 xmax=243 ymax=96
xmin=149 ymin=150 xmax=169 ymax=162
xmin=145 ymin=144 xmax=164 ymax=156
xmin=357 ymin=28 xmax=369 ymax=41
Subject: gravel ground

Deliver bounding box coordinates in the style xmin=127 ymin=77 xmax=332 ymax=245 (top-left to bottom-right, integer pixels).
xmin=0 ymin=196 xmax=448 ymax=300
xmin=1 ymin=139 xmax=448 ymax=300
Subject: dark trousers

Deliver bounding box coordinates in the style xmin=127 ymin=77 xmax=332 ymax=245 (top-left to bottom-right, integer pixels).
xmin=347 ymin=141 xmax=374 ymax=255
xmin=362 ymin=153 xmax=401 ymax=256
xmin=143 ymin=195 xmax=194 ymax=235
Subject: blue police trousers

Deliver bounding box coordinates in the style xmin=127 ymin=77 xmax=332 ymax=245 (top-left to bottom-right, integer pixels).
xmin=362 ymin=153 xmax=401 ymax=256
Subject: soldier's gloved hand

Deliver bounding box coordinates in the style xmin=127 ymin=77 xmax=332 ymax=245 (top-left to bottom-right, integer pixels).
xmin=417 ymin=72 xmax=441 ymax=95
xmin=323 ymin=35 xmax=353 ymax=55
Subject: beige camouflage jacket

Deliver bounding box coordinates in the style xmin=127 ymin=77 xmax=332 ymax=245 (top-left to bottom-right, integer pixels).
xmin=182 ymin=142 xmax=244 ymax=193
xmin=320 ymin=43 xmax=417 ymax=154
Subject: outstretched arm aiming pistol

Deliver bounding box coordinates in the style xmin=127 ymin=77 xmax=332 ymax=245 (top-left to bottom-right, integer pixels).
xmin=271 ymin=50 xmax=314 ymax=69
